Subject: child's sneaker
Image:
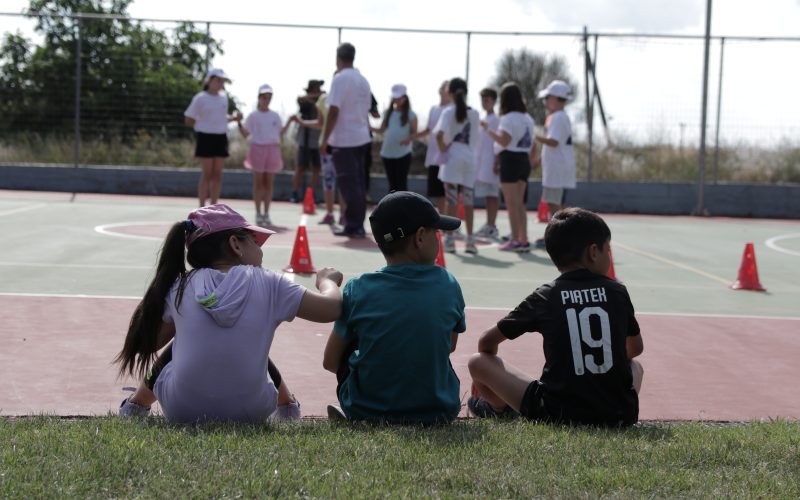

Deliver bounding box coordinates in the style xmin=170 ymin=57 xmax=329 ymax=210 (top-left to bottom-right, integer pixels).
xmin=318 ymin=212 xmax=335 ymax=225
xmin=118 ymin=397 xmax=151 ymax=417
xmin=261 ymin=214 xmax=272 ymax=227
xmin=476 ymin=224 xmax=499 ymax=239
xmin=500 ymin=233 xmax=512 ymax=242
xmin=514 ymin=241 xmax=531 ymax=253
xmin=452 ymin=227 xmax=466 ymax=241
xmin=327 ymin=404 xmax=347 ymax=422
xmin=467 ymin=396 xmax=520 ymax=419
xmin=289 ymin=191 xmax=300 ymax=203
xmin=443 ymin=234 xmax=456 ymax=253
xmin=498 ymin=240 xmax=522 ymax=252
xmin=534 ymin=238 xmax=546 ymax=249
xmin=465 ymin=236 xmax=478 ymax=254
xmin=269 ymin=399 xmax=301 ymax=422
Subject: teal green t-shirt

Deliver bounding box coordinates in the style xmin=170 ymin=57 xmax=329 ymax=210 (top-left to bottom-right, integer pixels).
xmin=333 ymin=264 xmax=466 ymax=424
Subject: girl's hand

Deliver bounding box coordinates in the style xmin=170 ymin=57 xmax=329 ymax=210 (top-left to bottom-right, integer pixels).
xmin=235 ymin=110 xmax=243 ymax=121
xmin=317 ymin=267 xmax=344 ymax=288
xmin=399 ymin=137 xmax=412 ymax=146
xmin=480 ymin=120 xmax=488 ymax=130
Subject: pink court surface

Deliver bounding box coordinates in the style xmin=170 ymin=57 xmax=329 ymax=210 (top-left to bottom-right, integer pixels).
xmin=1 ymin=190 xmax=799 ymax=421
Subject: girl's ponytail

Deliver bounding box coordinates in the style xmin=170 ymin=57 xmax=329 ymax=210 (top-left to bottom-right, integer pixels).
xmin=115 ymin=221 xmax=187 ymax=378
xmin=448 ymin=77 xmax=469 ymax=123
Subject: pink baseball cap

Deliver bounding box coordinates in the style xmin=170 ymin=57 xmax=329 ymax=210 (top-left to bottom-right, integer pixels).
xmin=186 ymin=204 xmax=275 ymax=247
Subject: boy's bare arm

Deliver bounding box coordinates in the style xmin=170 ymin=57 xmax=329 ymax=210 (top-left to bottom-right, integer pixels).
xmin=477 ymin=326 xmax=507 ymax=355
xmin=626 ymin=334 xmax=643 ymax=360
xmin=322 ymin=330 xmax=347 ymax=373
xmin=535 ymin=135 xmax=558 ymax=147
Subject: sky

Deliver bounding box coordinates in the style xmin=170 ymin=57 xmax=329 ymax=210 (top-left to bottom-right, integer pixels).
xmin=2 ymin=0 xmax=800 ymax=146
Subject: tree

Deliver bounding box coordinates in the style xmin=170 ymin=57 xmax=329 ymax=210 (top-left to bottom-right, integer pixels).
xmin=0 ymin=0 xmax=226 ymax=139
xmin=490 ymin=49 xmax=577 ymax=125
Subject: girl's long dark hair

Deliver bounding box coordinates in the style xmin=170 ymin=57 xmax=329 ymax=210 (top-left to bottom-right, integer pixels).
xmin=383 ymin=95 xmax=411 ymax=127
xmin=449 ymin=78 xmax=468 ymax=123
xmin=499 ymin=81 xmax=528 ymax=115
xmin=115 ymin=222 xmax=250 ymax=378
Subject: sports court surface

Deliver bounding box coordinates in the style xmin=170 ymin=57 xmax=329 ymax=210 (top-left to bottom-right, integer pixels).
xmin=1 ymin=189 xmax=799 ymax=421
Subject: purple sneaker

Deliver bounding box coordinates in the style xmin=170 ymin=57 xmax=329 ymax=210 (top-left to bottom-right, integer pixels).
xmin=318 ymin=213 xmax=335 ymax=225
xmin=499 ymin=240 xmax=522 ymax=252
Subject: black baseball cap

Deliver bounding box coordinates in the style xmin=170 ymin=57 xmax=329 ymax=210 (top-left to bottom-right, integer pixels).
xmin=369 ymin=191 xmax=461 ymax=247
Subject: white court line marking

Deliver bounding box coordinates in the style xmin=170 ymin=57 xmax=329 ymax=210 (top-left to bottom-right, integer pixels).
xmin=94 ymin=221 xmax=169 ymax=241
xmin=2 ymin=291 xmax=798 ymax=321
xmin=766 ymin=233 xmax=800 ymax=257
xmin=613 ymin=241 xmax=731 ymax=286
xmin=0 ymin=203 xmax=47 ymax=217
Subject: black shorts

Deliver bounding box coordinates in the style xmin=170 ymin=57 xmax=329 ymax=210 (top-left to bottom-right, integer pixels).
xmin=297 ymin=146 xmax=321 ymax=168
xmin=519 ymin=380 xmax=550 ymax=421
xmin=426 ymin=166 xmax=445 ymax=197
xmin=499 ymin=151 xmax=531 ymax=183
xmin=195 ymin=132 xmax=229 ymax=158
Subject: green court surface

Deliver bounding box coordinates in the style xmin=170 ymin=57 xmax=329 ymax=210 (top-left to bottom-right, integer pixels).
xmin=2 ymin=189 xmax=798 ymax=317
xmin=1 ymin=189 xmax=799 ymax=420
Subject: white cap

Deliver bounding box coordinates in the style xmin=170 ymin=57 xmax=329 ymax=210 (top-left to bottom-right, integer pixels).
xmin=390 ymin=83 xmax=407 ymax=99
xmin=258 ymin=84 xmax=273 ymax=95
xmin=538 ymin=80 xmax=571 ymax=99
xmin=206 ymin=68 xmax=231 ymax=82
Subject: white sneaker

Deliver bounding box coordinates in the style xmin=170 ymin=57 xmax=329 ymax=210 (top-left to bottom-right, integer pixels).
xmin=476 ymin=224 xmax=499 ymax=239
xmin=452 ymin=227 xmax=466 ymax=241
xmin=327 ymin=404 xmax=347 ymax=422
xmin=269 ymin=399 xmax=301 ymax=422
xmin=262 ymin=214 xmax=272 ymax=227
xmin=118 ymin=397 xmax=150 ymax=417
xmin=443 ymin=234 xmax=456 ymax=253
xmin=465 ymin=236 xmax=478 ymax=254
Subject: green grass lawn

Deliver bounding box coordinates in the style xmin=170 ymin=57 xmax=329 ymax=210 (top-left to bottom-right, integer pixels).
xmin=1 ymin=417 xmax=798 ymax=498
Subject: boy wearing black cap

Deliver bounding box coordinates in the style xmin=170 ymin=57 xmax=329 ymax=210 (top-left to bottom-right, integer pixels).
xmin=322 ymin=191 xmax=466 ymax=424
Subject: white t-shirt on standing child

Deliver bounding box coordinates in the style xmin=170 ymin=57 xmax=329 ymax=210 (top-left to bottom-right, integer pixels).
xmin=434 ymin=106 xmax=480 ymax=186
xmin=424 ymin=104 xmax=446 ymax=166
xmin=476 ymin=113 xmax=500 ymax=184
xmin=541 ymin=110 xmax=576 ymax=189
xmin=497 ymin=111 xmax=535 ymax=154
xmin=326 ymin=68 xmax=372 ymax=148
xmin=243 ymin=110 xmax=282 ymax=145
xmin=184 ymin=91 xmax=229 ymax=134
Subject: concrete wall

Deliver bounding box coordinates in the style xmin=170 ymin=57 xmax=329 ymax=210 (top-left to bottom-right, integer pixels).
xmin=1 ymin=163 xmax=798 ymax=218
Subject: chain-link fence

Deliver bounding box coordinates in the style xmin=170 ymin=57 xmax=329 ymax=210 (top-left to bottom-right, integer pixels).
xmin=1 ymin=11 xmax=799 ymax=187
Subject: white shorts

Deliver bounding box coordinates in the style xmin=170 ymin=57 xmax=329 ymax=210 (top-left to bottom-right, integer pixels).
xmin=438 ymin=150 xmax=476 ymax=188
xmin=474 ymin=180 xmax=500 ymax=198
xmin=542 ymin=187 xmax=566 ymax=205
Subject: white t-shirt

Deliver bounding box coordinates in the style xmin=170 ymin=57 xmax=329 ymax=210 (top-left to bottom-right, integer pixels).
xmin=155 ymin=266 xmax=306 ymax=423
xmin=326 ymin=68 xmax=372 ymax=148
xmin=476 ymin=113 xmax=500 ymax=184
xmin=424 ymin=105 xmax=446 ymax=166
xmin=497 ymin=111 xmax=535 ymax=154
xmin=243 ymin=109 xmax=282 ymax=145
xmin=184 ymin=91 xmax=229 ymax=134
xmin=434 ymin=106 xmax=480 ymax=158
xmin=541 ymin=110 xmax=576 ymax=189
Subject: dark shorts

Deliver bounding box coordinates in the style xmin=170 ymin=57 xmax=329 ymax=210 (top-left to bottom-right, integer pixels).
xmin=427 ymin=166 xmax=445 ymax=197
xmin=297 ymin=147 xmax=321 ymax=168
xmin=499 ymin=151 xmax=531 ymax=183
xmin=519 ymin=380 xmax=550 ymax=421
xmin=195 ymin=132 xmax=229 ymax=158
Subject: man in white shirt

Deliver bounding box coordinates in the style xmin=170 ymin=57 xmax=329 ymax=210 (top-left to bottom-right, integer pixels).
xmin=321 ymin=43 xmax=372 ymax=238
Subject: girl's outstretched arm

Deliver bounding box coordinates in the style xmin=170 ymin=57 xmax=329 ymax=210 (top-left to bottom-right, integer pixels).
xmin=296 ymin=267 xmax=343 ymax=322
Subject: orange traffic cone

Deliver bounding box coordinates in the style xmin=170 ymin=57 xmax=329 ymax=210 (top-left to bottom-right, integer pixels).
xmin=302 ymin=187 xmax=316 ymax=215
xmin=731 ymin=242 xmax=766 ymax=291
xmin=283 ymin=225 xmax=316 ymax=274
xmin=607 ymin=248 xmax=617 ymax=280
xmin=435 ymin=230 xmax=446 ymax=268
xmin=537 ymin=198 xmax=549 ymax=223
xmin=457 ymin=192 xmax=465 ymax=220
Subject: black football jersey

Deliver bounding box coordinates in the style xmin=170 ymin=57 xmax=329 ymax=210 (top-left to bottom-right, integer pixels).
xmin=497 ymin=269 xmax=640 ymax=425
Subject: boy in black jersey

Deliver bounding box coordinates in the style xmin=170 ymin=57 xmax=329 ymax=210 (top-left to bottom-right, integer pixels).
xmin=468 ymin=207 xmax=644 ymax=426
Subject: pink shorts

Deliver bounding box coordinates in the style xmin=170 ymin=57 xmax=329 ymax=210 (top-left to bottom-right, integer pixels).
xmin=244 ymin=143 xmax=283 ymax=173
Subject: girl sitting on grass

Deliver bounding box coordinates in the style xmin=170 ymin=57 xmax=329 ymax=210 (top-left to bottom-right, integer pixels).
xmin=115 ymin=204 xmax=342 ymax=423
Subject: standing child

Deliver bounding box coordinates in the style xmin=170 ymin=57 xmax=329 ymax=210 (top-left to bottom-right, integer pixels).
xmin=482 ymin=82 xmax=536 ymax=252
xmin=323 ymin=191 xmax=466 ymax=424
xmin=468 ymin=208 xmax=644 ymax=426
xmin=403 ymin=80 xmax=451 ymax=212
xmin=474 ymin=87 xmax=501 ymax=240
xmin=435 ymin=77 xmax=480 ymax=254
xmin=116 ymin=204 xmax=343 ymax=423
xmin=374 ymin=84 xmax=417 ymax=193
xmin=237 ymin=84 xmax=291 ymax=227
xmin=184 ymin=68 xmax=242 ymax=207
xmin=535 ymin=80 xmax=576 ymax=248
xmin=289 ymin=80 xmax=325 ymax=204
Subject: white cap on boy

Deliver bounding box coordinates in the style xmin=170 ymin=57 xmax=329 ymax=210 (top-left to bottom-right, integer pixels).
xmin=206 ymin=68 xmax=231 ymax=82
xmin=538 ymin=80 xmax=571 ymax=99
xmin=258 ymin=84 xmax=274 ymax=95
xmin=390 ymin=84 xmax=407 ymax=99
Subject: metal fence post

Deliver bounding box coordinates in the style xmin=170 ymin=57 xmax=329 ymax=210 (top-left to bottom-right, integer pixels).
xmin=465 ymin=32 xmax=471 ymax=85
xmin=583 ymin=26 xmax=593 ymax=182
xmin=73 ymin=15 xmax=81 ymax=170
xmin=337 ymin=27 xmax=342 ymax=44
xmin=712 ymin=37 xmax=725 ymax=184
xmin=204 ymin=22 xmax=211 ymax=74
xmin=695 ymin=0 xmax=712 ymax=215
